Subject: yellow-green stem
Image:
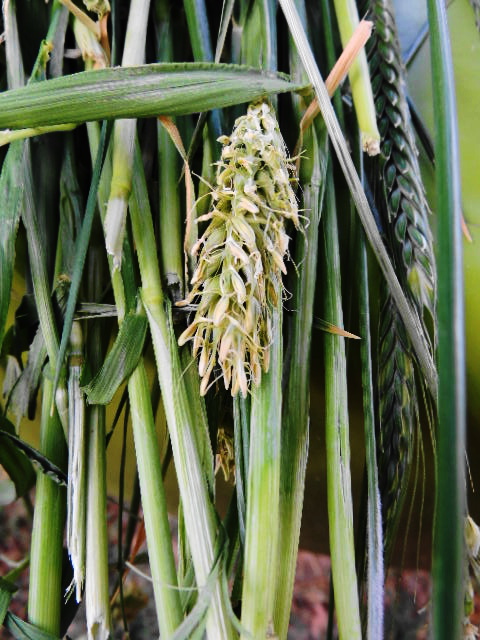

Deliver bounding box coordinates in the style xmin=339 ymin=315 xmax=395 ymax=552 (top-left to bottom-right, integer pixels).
xmin=241 ymin=289 xmax=282 ymax=639
xmin=130 ymin=148 xmax=235 ymax=639
xmin=28 ymin=374 xmax=66 ymax=636
xmin=332 ymin=0 xmax=380 ymax=154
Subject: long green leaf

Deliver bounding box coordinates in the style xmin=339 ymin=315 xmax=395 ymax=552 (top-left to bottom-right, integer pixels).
xmin=323 ymin=162 xmax=362 ymax=639
xmin=0 ymin=64 xmax=306 ymax=129
xmin=427 ymin=1 xmax=466 ymax=638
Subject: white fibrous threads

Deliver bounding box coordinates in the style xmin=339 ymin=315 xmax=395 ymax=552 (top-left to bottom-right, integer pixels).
xmin=178 ymin=100 xmax=299 ymax=397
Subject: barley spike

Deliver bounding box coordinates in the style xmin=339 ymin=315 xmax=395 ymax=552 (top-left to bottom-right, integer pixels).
xmin=178 ymin=100 xmax=299 ymax=397
xmin=359 ymin=0 xmax=437 ymax=563
xmin=377 ymin=287 xmax=417 ymax=561
xmin=362 ymin=0 xmax=436 ymax=322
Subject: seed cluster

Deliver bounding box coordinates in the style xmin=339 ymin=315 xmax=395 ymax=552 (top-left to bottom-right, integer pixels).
xmin=178 ymin=100 xmax=299 ymax=397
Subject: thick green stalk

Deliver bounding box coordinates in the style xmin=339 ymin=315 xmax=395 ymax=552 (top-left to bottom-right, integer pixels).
xmin=427 ymin=0 xmax=466 ymax=638
xmin=130 ymin=148 xmax=234 ymax=639
xmin=332 ymin=0 xmax=380 ymax=154
xmin=241 ymin=291 xmax=282 ymax=639
xmin=28 ymin=374 xmax=66 ymax=636
xmin=127 ymin=364 xmax=183 ymax=636
xmin=323 ymin=164 xmax=362 ymax=639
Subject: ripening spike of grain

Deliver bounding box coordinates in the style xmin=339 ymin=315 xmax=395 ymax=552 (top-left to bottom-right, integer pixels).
xmin=377 ymin=288 xmax=417 ymax=559
xmin=178 ymin=100 xmax=299 ymax=397
xmin=359 ymin=0 xmax=437 ymax=564
xmin=364 ymin=0 xmax=436 ymax=322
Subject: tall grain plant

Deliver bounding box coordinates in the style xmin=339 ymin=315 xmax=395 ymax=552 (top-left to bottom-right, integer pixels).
xmin=0 ymin=0 xmax=467 ymax=638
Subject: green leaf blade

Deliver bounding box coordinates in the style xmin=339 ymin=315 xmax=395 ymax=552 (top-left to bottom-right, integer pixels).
xmin=0 ymin=64 xmax=306 ymax=129
xmin=83 ymin=311 xmax=148 ymax=404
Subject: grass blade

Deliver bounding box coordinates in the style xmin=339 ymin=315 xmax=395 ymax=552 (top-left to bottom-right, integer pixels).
xmin=323 ymin=162 xmax=362 ymax=639
xmin=0 ymin=64 xmax=306 ymax=129
xmin=427 ymin=1 xmax=467 ymax=637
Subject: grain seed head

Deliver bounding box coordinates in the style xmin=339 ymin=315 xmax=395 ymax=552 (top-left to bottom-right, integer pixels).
xmin=178 ymin=100 xmax=299 ymax=397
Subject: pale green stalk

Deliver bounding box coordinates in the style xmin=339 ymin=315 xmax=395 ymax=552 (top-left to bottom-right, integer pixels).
xmin=85 ymin=247 xmax=111 ymax=640
xmin=4 ymin=0 xmax=68 ymax=432
xmin=323 ymin=164 xmax=362 ymax=639
xmin=428 ymin=0 xmax=466 ymax=637
xmin=18 ymin=9 xmax=68 ymax=633
xmin=103 ymin=0 xmax=151 ymax=269
xmin=332 ymin=0 xmax=380 ymax=154
xmin=127 ymin=364 xmax=183 ymax=636
xmin=358 ymin=230 xmax=384 ymax=638
xmin=86 ymin=126 xmax=182 ymax=636
xmin=0 ymin=124 xmax=76 ymax=146
xmin=130 ymin=149 xmax=235 ymax=640
xmin=273 ymin=125 xmax=327 ymax=638
xmin=272 ymin=4 xmax=327 ymax=634
xmin=85 ymin=402 xmax=111 ymax=640
xmin=28 ymin=374 xmax=66 ymax=636
xmin=278 ymin=0 xmax=437 ymax=398
xmin=240 ymin=292 xmax=282 ymax=639
xmin=66 ymin=321 xmax=87 ymax=602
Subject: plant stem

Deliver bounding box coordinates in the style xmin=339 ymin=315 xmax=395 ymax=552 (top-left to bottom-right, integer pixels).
xmin=130 ymin=146 xmax=234 ymax=639
xmin=241 ymin=292 xmax=282 ymax=638
xmin=28 ymin=374 xmax=66 ymax=636
xmin=427 ymin=0 xmax=466 ymax=637
xmin=323 ymin=162 xmax=362 ymax=639
xmin=85 ymin=246 xmax=111 ymax=640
